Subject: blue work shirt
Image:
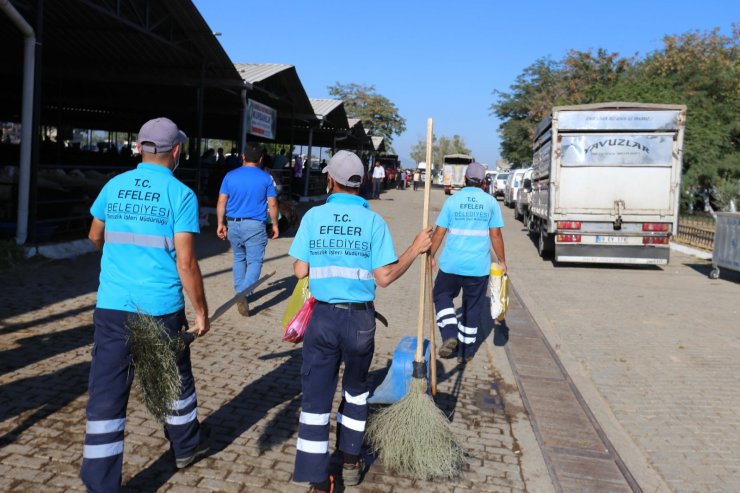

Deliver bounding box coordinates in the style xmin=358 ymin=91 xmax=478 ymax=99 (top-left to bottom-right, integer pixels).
xmin=219 ymin=166 xmax=276 ymax=221
xmin=436 ymin=186 xmax=504 ymax=277
xmin=289 ymin=193 xmax=397 ymax=303
xmin=90 ymin=162 xmax=200 ymax=315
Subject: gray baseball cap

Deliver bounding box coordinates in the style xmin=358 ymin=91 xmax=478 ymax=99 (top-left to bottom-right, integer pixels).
xmin=465 ymin=162 xmax=486 ymax=183
xmin=137 ymin=117 xmax=187 ymax=154
xmin=323 ymin=150 xmax=364 ymax=188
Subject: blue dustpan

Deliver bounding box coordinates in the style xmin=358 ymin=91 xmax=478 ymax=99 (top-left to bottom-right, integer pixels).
xmin=368 ymin=336 xmax=430 ymax=404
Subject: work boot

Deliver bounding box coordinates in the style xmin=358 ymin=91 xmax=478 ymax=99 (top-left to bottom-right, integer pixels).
xmin=342 ymin=456 xmax=365 ymax=486
xmin=308 ymin=475 xmax=335 ymax=493
xmin=236 ymin=298 xmax=249 ymax=317
xmin=438 ymin=338 xmax=458 ymax=359
xmin=175 ymin=426 xmax=210 ymax=469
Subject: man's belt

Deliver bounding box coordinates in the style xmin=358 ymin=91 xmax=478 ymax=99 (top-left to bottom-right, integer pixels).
xmin=316 ymin=300 xmax=388 ymax=326
xmin=226 ymin=217 xmax=258 ymax=222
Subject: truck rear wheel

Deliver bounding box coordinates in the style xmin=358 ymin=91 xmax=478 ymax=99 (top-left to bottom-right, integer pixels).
xmin=538 ymin=224 xmax=554 ymax=259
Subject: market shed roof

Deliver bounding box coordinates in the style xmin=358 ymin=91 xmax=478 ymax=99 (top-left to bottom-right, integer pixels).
xmin=0 ymin=0 xmax=251 ymax=138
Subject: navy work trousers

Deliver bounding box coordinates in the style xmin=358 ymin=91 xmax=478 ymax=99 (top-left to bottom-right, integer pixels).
xmin=293 ymin=302 xmax=376 ymax=484
xmin=433 ymin=270 xmax=488 ymax=358
xmin=80 ymin=308 xmax=202 ymax=492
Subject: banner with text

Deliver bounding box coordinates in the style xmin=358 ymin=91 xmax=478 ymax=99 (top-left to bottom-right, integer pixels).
xmin=247 ymin=99 xmax=277 ymax=140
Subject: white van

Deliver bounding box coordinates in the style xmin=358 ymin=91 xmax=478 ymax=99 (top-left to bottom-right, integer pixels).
xmin=504 ymin=168 xmax=528 ymax=208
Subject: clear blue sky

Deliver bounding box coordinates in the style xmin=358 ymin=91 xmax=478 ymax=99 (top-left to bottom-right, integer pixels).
xmin=192 ymin=0 xmax=736 ymax=168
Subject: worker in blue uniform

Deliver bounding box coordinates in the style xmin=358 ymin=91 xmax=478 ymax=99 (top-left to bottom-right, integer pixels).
xmin=288 ymin=150 xmax=432 ymax=493
xmin=81 ymin=117 xmax=210 ymax=492
xmin=430 ymin=162 xmax=507 ymax=363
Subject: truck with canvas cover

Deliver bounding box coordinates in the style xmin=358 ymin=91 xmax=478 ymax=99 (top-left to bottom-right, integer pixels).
xmin=442 ymin=154 xmax=475 ymax=195
xmin=529 ymin=102 xmax=687 ymax=265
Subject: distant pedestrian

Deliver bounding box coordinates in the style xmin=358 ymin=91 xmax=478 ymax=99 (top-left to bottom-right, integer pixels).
xmin=217 ymin=143 xmax=279 ymax=316
xmin=401 ymin=169 xmax=407 ymax=190
xmin=430 ymin=162 xmax=506 ymax=363
xmin=371 ymin=161 xmax=385 ymax=199
xmin=81 ymin=117 xmax=210 ymax=492
xmin=413 ymin=169 xmax=421 ymax=191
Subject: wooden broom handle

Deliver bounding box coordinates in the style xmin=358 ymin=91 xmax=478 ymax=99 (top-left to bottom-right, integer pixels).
xmin=426 ymin=259 xmax=437 ymax=394
xmin=415 ymin=118 xmax=434 ymax=362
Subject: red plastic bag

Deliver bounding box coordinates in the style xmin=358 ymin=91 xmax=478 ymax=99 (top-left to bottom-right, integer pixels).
xmin=282 ymin=297 xmax=317 ymax=344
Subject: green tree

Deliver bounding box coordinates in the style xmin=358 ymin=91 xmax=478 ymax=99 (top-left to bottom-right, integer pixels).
xmin=491 ymin=27 xmax=739 ymax=209
xmin=328 ymin=83 xmax=406 ymax=150
xmin=409 ymin=134 xmax=471 ymax=167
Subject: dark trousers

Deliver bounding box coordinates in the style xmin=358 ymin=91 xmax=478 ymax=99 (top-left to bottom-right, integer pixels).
xmin=293 ymin=303 xmax=376 ymax=484
xmin=432 ymin=270 xmax=488 ymax=358
xmin=80 ymin=308 xmax=202 ymax=492
xmin=372 ymin=178 xmax=383 ymax=198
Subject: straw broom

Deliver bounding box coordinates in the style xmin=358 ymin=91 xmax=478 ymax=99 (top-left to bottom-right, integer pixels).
xmin=126 ymin=270 xmax=275 ymax=423
xmin=366 ymin=118 xmax=464 ymax=480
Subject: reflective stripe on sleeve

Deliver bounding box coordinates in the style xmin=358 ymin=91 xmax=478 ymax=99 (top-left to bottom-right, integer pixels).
xmin=105 ymin=231 xmax=175 ymax=250
xmin=86 ymin=418 xmax=126 ymax=435
xmin=296 ymin=438 xmax=329 ymax=454
xmin=310 ymin=266 xmax=373 ymax=281
xmin=448 ymin=228 xmax=488 ymax=237
xmin=83 ymin=441 xmax=124 ymax=459
xmin=337 ymin=413 xmax=366 ymax=432
xmin=299 ymin=412 xmax=331 ymax=426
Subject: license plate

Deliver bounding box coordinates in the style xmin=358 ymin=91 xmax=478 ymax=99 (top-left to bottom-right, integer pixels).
xmin=595 ymin=235 xmax=627 ymax=244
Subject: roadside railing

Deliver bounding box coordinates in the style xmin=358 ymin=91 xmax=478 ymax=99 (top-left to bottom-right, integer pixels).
xmin=675 ymin=214 xmax=715 ymax=251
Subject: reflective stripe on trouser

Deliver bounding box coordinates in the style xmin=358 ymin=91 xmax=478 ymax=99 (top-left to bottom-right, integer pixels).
xmin=80 ymin=308 xmax=202 ymax=493
xmin=432 ymin=270 xmax=488 ymax=357
xmin=294 ymin=302 xmax=376 ymax=484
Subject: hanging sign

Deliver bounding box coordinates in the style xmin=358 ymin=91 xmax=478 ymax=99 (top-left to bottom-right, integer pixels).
xmin=247 ymin=99 xmax=277 ymax=140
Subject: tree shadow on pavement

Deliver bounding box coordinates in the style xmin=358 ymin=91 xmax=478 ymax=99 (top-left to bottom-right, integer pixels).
xmin=0 ymin=360 xmax=90 ymax=447
xmin=123 ymin=348 xmax=304 ymax=492
xmin=0 ymin=323 xmax=94 ymax=378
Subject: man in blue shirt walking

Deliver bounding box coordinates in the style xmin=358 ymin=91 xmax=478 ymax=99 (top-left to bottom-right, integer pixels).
xmin=430 ymin=162 xmax=507 ymax=363
xmin=81 ymin=117 xmax=210 ymax=492
xmin=216 ymin=143 xmax=279 ymax=316
xmin=289 ymin=150 xmax=432 ymax=492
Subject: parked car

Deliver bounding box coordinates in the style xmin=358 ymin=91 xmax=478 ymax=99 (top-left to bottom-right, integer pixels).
xmin=493 ymin=171 xmax=509 ymax=198
xmin=515 ymin=168 xmax=534 ymax=228
xmin=504 ymin=168 xmax=527 ymax=208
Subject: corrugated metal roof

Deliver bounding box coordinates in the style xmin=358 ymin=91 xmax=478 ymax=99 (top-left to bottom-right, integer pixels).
xmin=310 ymin=99 xmax=343 ymax=118
xmin=347 ymin=118 xmax=361 ymax=128
xmin=234 ymin=63 xmax=294 ymax=84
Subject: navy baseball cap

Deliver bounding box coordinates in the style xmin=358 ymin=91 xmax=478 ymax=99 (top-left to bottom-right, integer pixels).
xmin=465 ymin=162 xmax=486 ymax=183
xmin=138 ymin=117 xmax=187 ymax=154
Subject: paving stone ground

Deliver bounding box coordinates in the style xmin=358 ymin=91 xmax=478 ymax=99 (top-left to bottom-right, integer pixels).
xmin=499 ymin=202 xmax=740 ymax=493
xmin=0 ymin=186 xmax=527 ymax=493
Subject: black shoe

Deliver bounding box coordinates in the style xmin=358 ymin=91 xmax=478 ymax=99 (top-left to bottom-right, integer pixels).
xmin=457 ymin=354 xmax=474 ymax=364
xmin=438 ymin=338 xmax=458 ymax=359
xmin=175 ymin=429 xmax=210 ymax=469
